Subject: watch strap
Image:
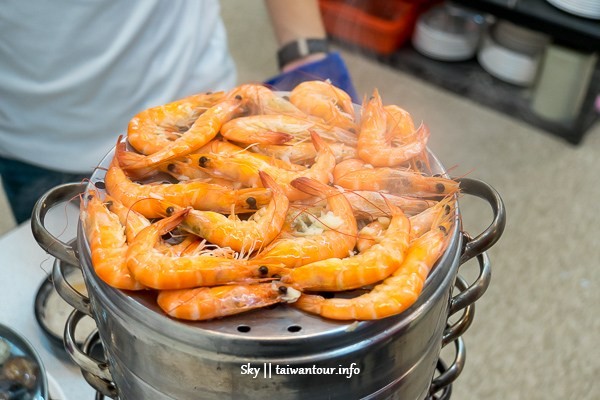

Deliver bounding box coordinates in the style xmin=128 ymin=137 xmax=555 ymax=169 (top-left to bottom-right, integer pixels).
xmin=277 ymin=38 xmax=329 ymax=70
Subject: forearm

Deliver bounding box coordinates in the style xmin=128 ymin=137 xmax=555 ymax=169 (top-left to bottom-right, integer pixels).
xmin=265 ymin=0 xmax=328 ymax=71
xmin=264 ymin=0 xmax=326 ymax=46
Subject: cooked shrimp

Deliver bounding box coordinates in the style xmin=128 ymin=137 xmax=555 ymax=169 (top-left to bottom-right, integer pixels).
xmin=357 ymin=90 xmax=430 ymax=167
xmin=155 ymin=171 xmax=289 ymax=254
xmin=409 ymin=195 xmax=456 ymax=239
xmin=231 ymin=83 xmax=306 ymax=116
xmin=356 ymin=217 xmax=390 ymax=253
xmin=333 ymin=158 xmax=459 ymax=197
xmin=342 ymin=190 xmax=437 ymax=219
xmin=126 ymin=209 xmax=287 ymax=289
xmin=118 ymin=96 xmax=245 ymax=172
xmin=81 ymin=190 xmax=145 ymax=290
xmin=281 ymin=204 xmax=410 ymax=291
xmin=292 ymin=223 xmax=450 ymax=320
xmin=127 ymin=92 xmax=226 ymax=155
xmin=221 ymin=114 xmax=357 ymax=147
xmin=158 ymin=142 xmax=305 ymax=182
xmin=253 ymin=176 xmax=357 ymax=268
xmin=195 ymin=131 xmax=336 ymax=201
xmin=289 ymin=80 xmax=357 ymax=132
xmin=253 ymin=141 xmax=357 ymax=165
xmin=105 ymin=141 xmax=272 ymax=218
xmin=157 ymin=282 xmax=301 ymax=321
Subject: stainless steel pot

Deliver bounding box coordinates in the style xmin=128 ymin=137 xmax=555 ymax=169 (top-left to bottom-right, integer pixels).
xmin=31 ymin=149 xmax=505 ymax=400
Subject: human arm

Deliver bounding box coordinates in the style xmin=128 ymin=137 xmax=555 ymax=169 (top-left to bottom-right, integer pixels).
xmin=264 ymin=0 xmax=328 ymax=71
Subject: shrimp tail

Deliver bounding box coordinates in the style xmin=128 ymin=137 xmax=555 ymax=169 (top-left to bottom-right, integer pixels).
xmin=289 ymin=176 xmax=328 ymax=197
xmin=259 ymin=131 xmax=295 ymax=144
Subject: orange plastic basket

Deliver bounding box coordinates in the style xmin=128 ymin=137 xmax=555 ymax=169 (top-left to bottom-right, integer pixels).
xmin=319 ymin=0 xmax=422 ymax=55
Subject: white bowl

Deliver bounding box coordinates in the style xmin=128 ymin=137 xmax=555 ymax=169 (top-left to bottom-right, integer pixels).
xmin=477 ymin=35 xmax=541 ymax=86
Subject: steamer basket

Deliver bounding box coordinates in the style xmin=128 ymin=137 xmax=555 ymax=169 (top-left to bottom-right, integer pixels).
xmin=32 ymin=146 xmax=505 ymax=400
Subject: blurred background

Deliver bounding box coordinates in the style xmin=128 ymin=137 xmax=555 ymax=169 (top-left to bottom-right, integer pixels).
xmin=1 ymin=0 xmax=598 ymax=399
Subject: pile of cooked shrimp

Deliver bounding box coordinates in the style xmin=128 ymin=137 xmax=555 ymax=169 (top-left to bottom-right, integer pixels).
xmin=82 ymin=80 xmax=459 ymax=322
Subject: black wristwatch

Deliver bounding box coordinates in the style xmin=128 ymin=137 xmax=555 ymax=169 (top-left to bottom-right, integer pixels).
xmin=277 ymin=38 xmax=329 ymax=70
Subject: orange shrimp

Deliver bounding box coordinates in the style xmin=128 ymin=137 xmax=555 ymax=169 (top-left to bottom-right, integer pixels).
xmin=221 ymin=114 xmax=357 ymax=147
xmin=103 ymin=194 xmax=203 ymax=256
xmin=117 ymin=95 xmax=245 ymax=173
xmin=157 ymin=282 xmax=301 ymax=321
xmin=127 ymin=92 xmax=227 ymax=155
xmin=154 ymin=171 xmax=289 ymax=254
xmin=231 ymin=83 xmax=306 ymax=116
xmin=158 ymin=141 xmax=305 ymax=182
xmin=333 ymin=158 xmax=459 ymax=197
xmin=253 ymin=176 xmax=357 ymax=268
xmin=195 ymin=131 xmax=336 ymax=201
xmin=289 ymin=80 xmax=357 ymax=132
xmin=81 ymin=190 xmax=145 ymax=290
xmin=357 ymin=90 xmax=430 ymax=167
xmin=342 ymin=190 xmax=437 ymax=219
xmin=105 ymin=140 xmax=272 ymax=218
xmin=292 ymin=222 xmax=451 ymax=320
xmin=281 ymin=204 xmax=410 ymax=292
xmin=126 ymin=209 xmax=287 ymax=290
xmin=252 ymin=141 xmax=357 ymax=165
xmin=356 ymin=217 xmax=391 ymax=253
xmin=409 ymin=196 xmax=456 ymax=239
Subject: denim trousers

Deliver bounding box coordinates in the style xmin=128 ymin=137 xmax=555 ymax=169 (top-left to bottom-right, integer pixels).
xmin=0 ymin=156 xmax=89 ymax=224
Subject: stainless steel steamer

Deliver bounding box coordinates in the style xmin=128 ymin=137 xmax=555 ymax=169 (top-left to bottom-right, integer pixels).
xmin=31 ymin=148 xmax=505 ymax=400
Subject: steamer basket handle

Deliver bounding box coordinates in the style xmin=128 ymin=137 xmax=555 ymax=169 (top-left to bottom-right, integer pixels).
xmin=31 ymin=182 xmax=87 ymax=266
xmin=82 ymin=330 xmax=119 ymax=399
xmin=52 ymin=257 xmax=92 ymax=316
xmin=442 ymin=275 xmax=475 ymax=347
xmin=429 ymin=337 xmax=466 ymax=396
xmin=456 ymin=178 xmax=506 ymax=265
xmin=65 ymin=309 xmax=113 ymax=382
xmin=448 ymin=250 xmax=491 ymax=317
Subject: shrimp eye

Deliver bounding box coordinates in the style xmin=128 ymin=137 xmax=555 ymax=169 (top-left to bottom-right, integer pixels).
xmin=282 ymin=95 xmax=290 ymax=101
xmin=435 ymin=183 xmax=445 ymax=193
xmin=166 ymin=206 xmax=175 ymax=216
xmin=104 ymin=200 xmax=113 ymax=209
xmin=258 ymin=266 xmax=269 ymax=275
xmin=235 ymin=94 xmax=242 ymax=100
xmin=348 ymin=127 xmax=356 ymax=134
xmin=95 ymin=181 xmax=106 ymax=189
xmin=198 ymin=156 xmax=209 ymax=167
xmin=271 ymin=274 xmax=281 ymax=280
xmin=206 ymin=91 xmax=213 ymax=95
xmin=87 ymin=194 xmax=94 ymax=200
xmin=246 ymin=197 xmax=257 ymax=209
xmin=444 ymin=204 xmax=451 ymax=214
xmin=438 ymin=225 xmax=447 ymax=233
xmin=167 ymin=163 xmax=177 ymax=172
xmin=278 ymin=286 xmax=288 ymax=294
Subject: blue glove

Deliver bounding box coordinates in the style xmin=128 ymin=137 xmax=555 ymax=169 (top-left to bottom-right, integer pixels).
xmin=264 ymin=51 xmax=360 ymax=104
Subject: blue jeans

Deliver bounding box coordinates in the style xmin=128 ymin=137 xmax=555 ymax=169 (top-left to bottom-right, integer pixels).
xmin=0 ymin=157 xmax=89 ymax=223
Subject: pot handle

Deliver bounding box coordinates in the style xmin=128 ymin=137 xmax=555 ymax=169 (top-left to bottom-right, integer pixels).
xmin=429 ymin=337 xmax=466 ymax=396
xmin=52 ymin=257 xmax=92 ymax=316
xmin=81 ymin=330 xmax=119 ymax=399
xmin=64 ymin=309 xmax=113 ymax=382
xmin=448 ymin=249 xmax=491 ymax=317
xmin=456 ymin=178 xmax=506 ymax=265
xmin=31 ymin=182 xmax=88 ymax=266
xmin=441 ymin=275 xmax=475 ymax=347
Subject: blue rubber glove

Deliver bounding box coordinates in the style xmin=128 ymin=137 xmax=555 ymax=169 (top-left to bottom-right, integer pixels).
xmin=264 ymin=51 xmax=360 ymax=104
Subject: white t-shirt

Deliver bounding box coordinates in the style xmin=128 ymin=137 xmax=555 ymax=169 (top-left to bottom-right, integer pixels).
xmin=0 ymin=0 xmax=237 ymax=172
